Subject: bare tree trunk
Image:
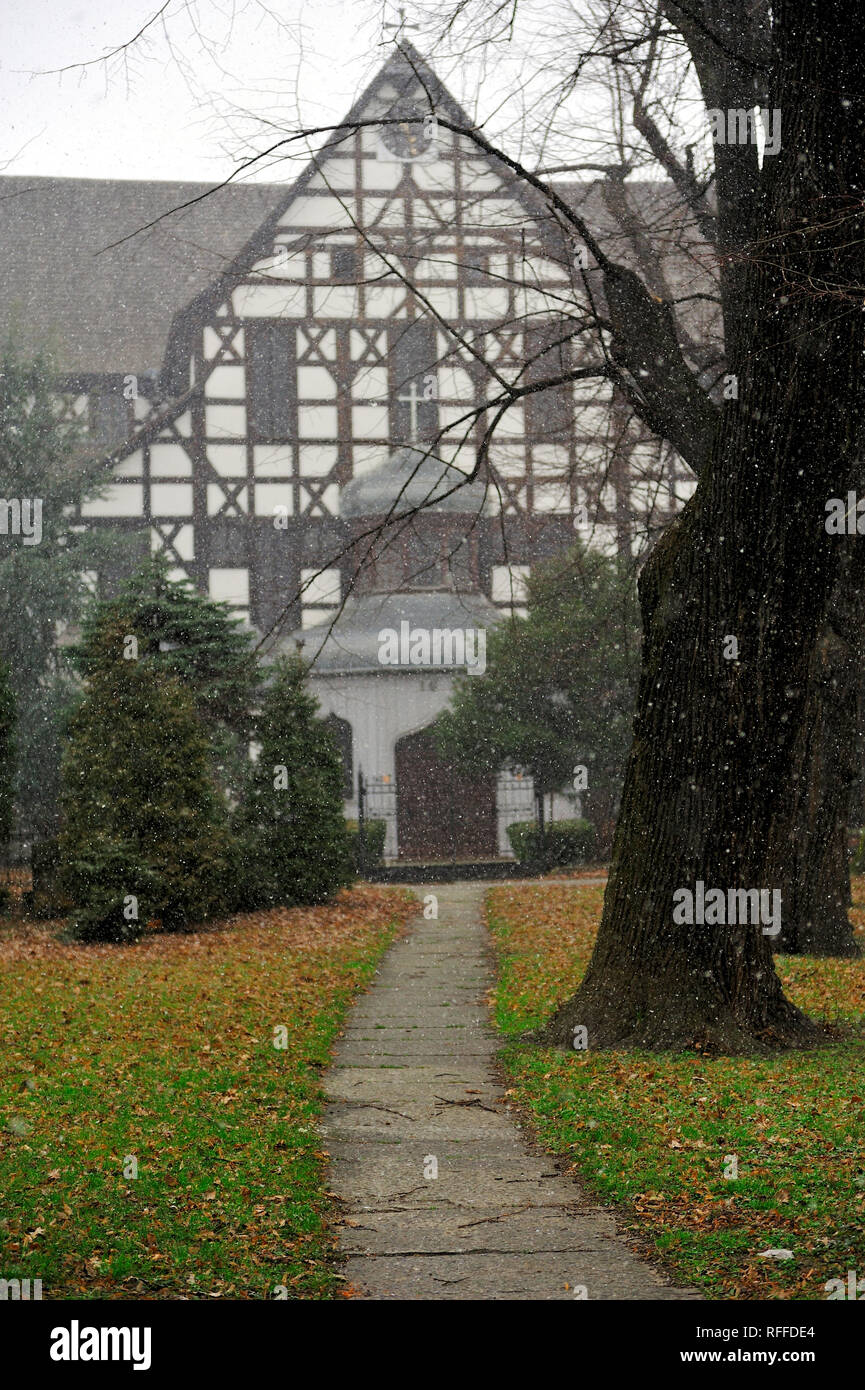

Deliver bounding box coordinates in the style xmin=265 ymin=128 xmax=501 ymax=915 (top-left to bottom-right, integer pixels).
xmin=585 ymin=784 xmax=617 ymax=860
xmin=537 ymin=0 xmax=865 ymax=1050
xmin=771 ymin=557 xmax=865 ymax=956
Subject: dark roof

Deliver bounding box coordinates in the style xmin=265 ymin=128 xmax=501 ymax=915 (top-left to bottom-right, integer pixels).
xmin=0 ymin=44 xmax=498 ymax=380
xmin=0 ymin=176 xmax=286 ymax=374
xmin=340 ymin=447 xmax=488 ymax=519
xmin=289 ymin=589 xmax=502 ymax=675
xmin=0 ymin=43 xmax=716 ymax=379
xmin=0 ymin=172 xmax=713 ymax=380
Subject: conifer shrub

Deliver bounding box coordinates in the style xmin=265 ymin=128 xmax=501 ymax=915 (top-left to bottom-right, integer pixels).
xmin=345 ymin=818 xmax=387 ymax=871
xmin=506 ymin=818 xmax=596 ymax=870
xmin=236 ymin=656 xmax=353 ymax=909
xmin=0 ymin=660 xmax=15 ymax=916
xmin=0 ymin=658 xmax=14 ymax=855
xmin=73 ymin=552 xmax=260 ymax=803
xmin=57 ymin=618 xmax=237 ymax=941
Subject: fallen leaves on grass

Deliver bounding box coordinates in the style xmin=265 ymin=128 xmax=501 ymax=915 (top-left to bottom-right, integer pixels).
xmin=0 ymin=884 xmax=416 ymax=1300
xmin=487 ymin=882 xmax=865 ymax=1301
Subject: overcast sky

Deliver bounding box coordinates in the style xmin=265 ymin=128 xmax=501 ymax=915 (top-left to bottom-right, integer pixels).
xmin=0 ymin=0 xmax=641 ymax=187
xmin=0 ymin=0 xmax=548 ymax=185
xmin=1 ymin=0 xmax=390 ymax=182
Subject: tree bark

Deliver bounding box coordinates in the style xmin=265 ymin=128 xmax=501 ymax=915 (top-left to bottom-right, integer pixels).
xmin=585 ymin=784 xmax=618 ymax=860
xmin=769 ymin=558 xmax=865 ymax=956
xmin=537 ymin=0 xmax=865 ymax=1050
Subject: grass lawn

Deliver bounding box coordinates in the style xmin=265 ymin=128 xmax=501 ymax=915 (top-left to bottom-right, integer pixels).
xmin=487 ymin=879 xmax=865 ymax=1300
xmin=0 ymin=884 xmax=416 ymax=1300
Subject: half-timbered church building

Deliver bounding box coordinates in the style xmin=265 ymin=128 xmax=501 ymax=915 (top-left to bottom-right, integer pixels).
xmin=0 ymin=43 xmax=703 ymax=860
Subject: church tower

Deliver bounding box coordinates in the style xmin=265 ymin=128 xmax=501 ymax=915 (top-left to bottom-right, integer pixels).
xmin=294 ymin=446 xmax=511 ymax=862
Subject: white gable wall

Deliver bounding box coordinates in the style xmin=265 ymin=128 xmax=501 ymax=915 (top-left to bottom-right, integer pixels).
xmin=69 ymin=58 xmax=693 ymax=629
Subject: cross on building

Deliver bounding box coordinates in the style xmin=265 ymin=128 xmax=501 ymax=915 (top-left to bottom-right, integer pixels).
xmin=396 ymin=379 xmax=423 ymax=441
xmin=384 ymin=6 xmax=420 ymax=38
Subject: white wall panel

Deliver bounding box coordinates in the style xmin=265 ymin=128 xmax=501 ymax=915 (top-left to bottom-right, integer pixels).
xmin=283 ymin=196 xmax=354 ymax=226
xmin=203 ymin=326 xmax=243 ymax=357
xmin=672 ymin=475 xmax=698 ymax=502
xmin=300 ymin=482 xmax=338 ymax=512
xmin=312 ymin=286 xmax=360 ymax=318
xmin=414 ymin=199 xmax=456 ymax=226
xmin=208 ymin=445 xmax=247 ymax=477
xmin=423 ymin=287 xmax=459 ymax=319
xmin=250 ymin=252 xmax=306 ymax=279
xmin=151 ymin=484 xmax=194 ymax=517
xmin=352 ymin=444 xmax=386 ymax=476
xmin=587 ymin=523 xmax=619 ymax=555
xmin=461 ymin=162 xmax=502 ymax=190
xmin=489 ymin=446 xmax=525 ymax=477
xmin=204 ymin=405 xmax=246 ymax=438
xmin=532 ymin=444 xmax=569 ymax=468
xmin=351 ymin=404 xmax=389 ymax=438
xmin=305 ymin=159 xmax=355 ymax=191
xmin=364 ymin=287 xmax=406 ymax=317
xmin=298 ymin=406 xmax=339 ymax=439
xmin=171 ymin=524 xmax=195 ymax=560
xmin=209 ymin=567 xmax=249 ymax=606
xmin=253 ymin=445 xmax=294 ymax=477
xmin=297 ymin=365 xmax=337 ymax=398
xmin=438 ymin=365 xmax=475 ymax=398
xmin=149 ymin=444 xmax=192 ymax=477
xmin=112 ymin=453 xmax=142 ymax=478
xmin=413 ymin=161 xmax=455 ymax=191
xmin=232 ymin=284 xmax=306 ymax=317
xmin=81 ymin=484 xmax=144 ymax=517
xmin=298 ymin=445 xmax=337 ymax=476
xmin=533 ymin=482 xmax=571 ymax=511
xmin=205 ymin=365 xmax=246 ymax=399
xmin=301 ymin=567 xmax=340 ymax=605
xmin=254 ymin=483 xmax=294 ymax=516
xmin=362 ymin=158 xmax=404 ymax=190
xmin=464 ymin=287 xmax=510 ymax=320
xmin=352 ymin=363 xmax=389 ymax=396
xmin=492 ymin=564 xmax=530 ymax=603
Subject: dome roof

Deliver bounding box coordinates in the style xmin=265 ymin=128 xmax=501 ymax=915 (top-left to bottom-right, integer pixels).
xmin=340 ymin=446 xmax=487 ymax=519
xmin=283 ymin=589 xmax=502 ymax=675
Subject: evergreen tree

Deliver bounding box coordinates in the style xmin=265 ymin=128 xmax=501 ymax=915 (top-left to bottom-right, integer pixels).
xmin=73 ymin=553 xmax=261 ymax=798
xmin=237 ymin=656 xmax=352 ymax=909
xmin=57 ymin=616 xmax=236 ymax=941
xmin=0 ymin=661 xmax=15 ymax=895
xmin=437 ymin=542 xmax=640 ymax=848
xmin=0 ymin=341 xmax=120 ymax=838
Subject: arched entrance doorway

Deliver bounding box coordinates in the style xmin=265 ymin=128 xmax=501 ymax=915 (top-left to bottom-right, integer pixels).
xmin=323 ymin=713 xmax=353 ymax=799
xmin=394 ymin=726 xmax=497 ymax=861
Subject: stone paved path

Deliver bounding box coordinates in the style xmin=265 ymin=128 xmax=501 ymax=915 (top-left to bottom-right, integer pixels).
xmin=322 ymin=882 xmax=700 ymax=1300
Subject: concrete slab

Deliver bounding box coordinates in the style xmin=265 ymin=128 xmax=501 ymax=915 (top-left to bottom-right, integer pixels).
xmin=338 ymin=1252 xmax=700 ymax=1301
xmin=321 ymin=882 xmax=700 ymax=1302
xmin=336 ymin=1210 xmax=619 ymax=1255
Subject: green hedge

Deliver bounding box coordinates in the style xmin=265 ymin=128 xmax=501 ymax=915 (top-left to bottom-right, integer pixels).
xmin=31 ymin=837 xmax=60 ymax=891
xmin=346 ymin=818 xmax=387 ymax=871
xmin=26 ymin=836 xmax=74 ymax=919
xmin=506 ymin=817 xmax=596 ymax=870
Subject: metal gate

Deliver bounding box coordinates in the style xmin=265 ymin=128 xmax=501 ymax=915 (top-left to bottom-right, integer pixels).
xmin=357 ymin=771 xmax=398 ymax=863
xmin=496 ymin=770 xmax=536 ymax=856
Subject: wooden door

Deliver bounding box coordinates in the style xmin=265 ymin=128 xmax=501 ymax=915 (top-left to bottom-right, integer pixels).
xmin=395 ymin=726 xmax=497 ymax=861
